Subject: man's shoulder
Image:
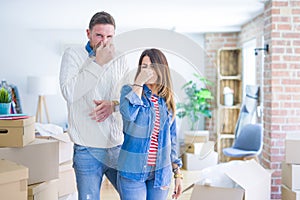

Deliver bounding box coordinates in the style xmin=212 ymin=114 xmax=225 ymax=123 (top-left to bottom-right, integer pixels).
xmin=63 ymin=45 xmax=86 ymax=57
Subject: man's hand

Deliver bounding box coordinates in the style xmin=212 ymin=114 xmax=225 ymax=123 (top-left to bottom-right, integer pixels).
xmin=95 ymin=40 xmax=115 ymax=66
xmin=90 ymin=100 xmax=114 ymax=122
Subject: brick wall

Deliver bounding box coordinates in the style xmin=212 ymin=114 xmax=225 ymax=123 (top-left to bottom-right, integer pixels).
xmin=205 ymin=2 xmax=300 ymax=198
xmin=263 ymin=1 xmax=300 ymax=199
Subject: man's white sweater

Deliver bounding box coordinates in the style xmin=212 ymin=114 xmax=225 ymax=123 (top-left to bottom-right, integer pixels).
xmin=59 ymin=46 xmax=128 ymax=148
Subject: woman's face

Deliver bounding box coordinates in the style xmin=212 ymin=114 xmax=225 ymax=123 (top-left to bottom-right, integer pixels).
xmin=141 ymin=56 xmax=158 ymax=84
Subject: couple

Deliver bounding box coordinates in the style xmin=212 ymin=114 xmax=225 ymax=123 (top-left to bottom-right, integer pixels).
xmin=59 ymin=11 xmax=182 ymax=200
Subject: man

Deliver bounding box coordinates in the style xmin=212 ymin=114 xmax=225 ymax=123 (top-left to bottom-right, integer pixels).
xmin=59 ymin=11 xmax=128 ymax=200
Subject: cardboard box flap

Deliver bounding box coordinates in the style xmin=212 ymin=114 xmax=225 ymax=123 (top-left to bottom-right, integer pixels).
xmin=0 ymin=159 xmax=28 ymax=184
xmin=0 ymin=116 xmax=35 ymax=127
xmin=28 ymin=179 xmax=58 ymax=196
xmin=224 ymin=159 xmax=272 ymax=200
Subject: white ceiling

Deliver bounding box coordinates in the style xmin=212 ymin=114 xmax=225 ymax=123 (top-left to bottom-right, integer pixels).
xmin=1 ymin=0 xmax=265 ymax=33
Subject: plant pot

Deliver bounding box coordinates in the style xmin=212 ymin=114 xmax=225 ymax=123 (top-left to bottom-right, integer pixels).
xmin=0 ymin=102 xmax=11 ymax=114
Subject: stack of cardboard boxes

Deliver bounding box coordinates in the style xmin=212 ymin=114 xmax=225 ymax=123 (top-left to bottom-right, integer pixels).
xmin=182 ymin=130 xmax=218 ymax=170
xmin=282 ymin=133 xmax=300 ymax=199
xmin=0 ymin=116 xmax=76 ymax=200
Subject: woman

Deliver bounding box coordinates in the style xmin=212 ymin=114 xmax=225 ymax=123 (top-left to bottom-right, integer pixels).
xmin=117 ymin=48 xmax=183 ymax=200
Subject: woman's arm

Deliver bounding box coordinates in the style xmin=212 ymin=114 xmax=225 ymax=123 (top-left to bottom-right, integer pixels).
xmin=119 ymin=85 xmax=144 ymax=121
xmin=170 ymin=119 xmax=183 ymax=199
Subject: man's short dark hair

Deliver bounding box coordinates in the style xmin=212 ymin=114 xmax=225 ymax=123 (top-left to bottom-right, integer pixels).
xmin=89 ymin=11 xmax=116 ymax=30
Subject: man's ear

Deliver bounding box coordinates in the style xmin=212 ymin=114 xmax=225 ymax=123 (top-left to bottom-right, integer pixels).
xmin=86 ymin=29 xmax=91 ymax=39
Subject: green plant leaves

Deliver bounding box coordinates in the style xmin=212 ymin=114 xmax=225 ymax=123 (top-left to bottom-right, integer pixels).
xmin=176 ymin=74 xmax=213 ymax=130
xmin=0 ymin=87 xmax=12 ymax=103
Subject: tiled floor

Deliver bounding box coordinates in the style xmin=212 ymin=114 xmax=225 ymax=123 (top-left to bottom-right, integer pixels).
xmin=100 ymin=170 xmax=202 ymax=200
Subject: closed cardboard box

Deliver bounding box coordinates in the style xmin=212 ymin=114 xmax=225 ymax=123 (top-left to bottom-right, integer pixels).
xmin=58 ymin=161 xmax=77 ymax=197
xmin=282 ymin=162 xmax=300 ymax=190
xmin=285 ymin=133 xmax=300 ymax=164
xmin=0 ymin=159 xmax=28 ymax=200
xmin=28 ymin=179 xmax=58 ymax=200
xmin=0 ymin=116 xmax=35 ymax=147
xmin=281 ymin=184 xmax=300 ymax=200
xmin=0 ymin=138 xmax=59 ymax=184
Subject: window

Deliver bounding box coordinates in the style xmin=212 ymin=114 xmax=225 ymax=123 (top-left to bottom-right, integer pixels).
xmin=242 ymin=39 xmax=256 ymax=93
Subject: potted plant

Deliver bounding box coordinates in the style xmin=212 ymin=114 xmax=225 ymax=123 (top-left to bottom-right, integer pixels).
xmin=177 ymin=73 xmax=213 ymax=131
xmin=0 ymin=87 xmax=12 ymax=114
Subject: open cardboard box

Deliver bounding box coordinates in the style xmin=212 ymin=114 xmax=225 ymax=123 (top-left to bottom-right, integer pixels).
xmin=185 ymin=160 xmax=272 ymax=200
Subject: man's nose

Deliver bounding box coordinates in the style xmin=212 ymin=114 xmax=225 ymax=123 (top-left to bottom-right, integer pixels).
xmin=102 ymin=37 xmax=109 ymax=45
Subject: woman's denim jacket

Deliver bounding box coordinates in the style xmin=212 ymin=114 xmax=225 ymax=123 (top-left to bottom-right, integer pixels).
xmin=118 ymin=85 xmax=182 ymax=188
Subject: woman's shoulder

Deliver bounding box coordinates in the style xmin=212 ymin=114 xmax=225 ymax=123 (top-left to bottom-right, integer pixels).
xmin=121 ymin=84 xmax=133 ymax=94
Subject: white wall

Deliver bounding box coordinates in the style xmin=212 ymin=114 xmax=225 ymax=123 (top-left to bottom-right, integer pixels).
xmin=0 ymin=2 xmax=205 ymax=132
xmin=0 ymin=25 xmax=86 ymax=126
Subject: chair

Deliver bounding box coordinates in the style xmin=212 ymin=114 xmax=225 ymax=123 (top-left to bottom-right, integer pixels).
xmin=223 ymin=124 xmax=263 ymax=161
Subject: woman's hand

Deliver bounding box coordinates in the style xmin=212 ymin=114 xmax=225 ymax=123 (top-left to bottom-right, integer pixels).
xmin=135 ymin=67 xmax=154 ymax=86
xmin=172 ymin=177 xmax=183 ymax=199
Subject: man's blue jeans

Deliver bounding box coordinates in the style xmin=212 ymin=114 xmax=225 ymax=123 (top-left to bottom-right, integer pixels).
xmin=117 ymin=170 xmax=169 ymax=200
xmin=73 ymin=144 xmax=120 ymax=200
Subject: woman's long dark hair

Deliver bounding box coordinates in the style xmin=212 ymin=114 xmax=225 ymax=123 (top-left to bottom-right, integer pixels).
xmin=135 ymin=48 xmax=176 ymax=119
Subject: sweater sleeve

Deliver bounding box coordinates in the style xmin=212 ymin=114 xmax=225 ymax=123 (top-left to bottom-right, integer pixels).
xmin=59 ymin=47 xmax=104 ymax=103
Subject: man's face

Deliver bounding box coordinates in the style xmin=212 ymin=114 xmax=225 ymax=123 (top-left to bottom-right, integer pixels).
xmin=86 ymin=24 xmax=115 ymax=50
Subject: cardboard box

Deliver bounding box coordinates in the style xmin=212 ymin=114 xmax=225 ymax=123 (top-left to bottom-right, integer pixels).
xmin=185 ymin=143 xmax=204 ymax=154
xmin=58 ymin=161 xmax=77 ymax=197
xmin=285 ymin=133 xmax=300 ymax=164
xmin=188 ymin=160 xmax=272 ymax=200
xmin=282 ymin=162 xmax=300 ymax=190
xmin=0 ymin=138 xmax=59 ymax=185
xmin=28 ymin=179 xmax=58 ymax=200
xmin=183 ymin=141 xmax=218 ymax=170
xmin=184 ymin=130 xmax=209 ymax=144
xmin=59 ymin=139 xmax=73 ymax=164
xmin=0 ymin=159 xmax=28 ymax=200
xmin=37 ymin=132 xmax=73 ymax=164
xmin=281 ymin=184 xmax=300 ymax=200
xmin=0 ymin=116 xmax=35 ymax=147
xmin=190 ymin=184 xmax=244 ymax=200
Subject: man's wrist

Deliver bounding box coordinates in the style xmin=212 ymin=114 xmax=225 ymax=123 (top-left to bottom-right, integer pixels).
xmin=112 ymin=100 xmax=120 ymax=112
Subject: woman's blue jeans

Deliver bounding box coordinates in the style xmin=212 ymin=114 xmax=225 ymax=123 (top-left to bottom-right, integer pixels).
xmin=117 ymin=170 xmax=169 ymax=200
xmin=73 ymin=144 xmax=120 ymax=200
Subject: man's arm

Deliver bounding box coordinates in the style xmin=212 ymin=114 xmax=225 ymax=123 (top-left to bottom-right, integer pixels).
xmin=59 ymin=47 xmax=104 ymax=104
